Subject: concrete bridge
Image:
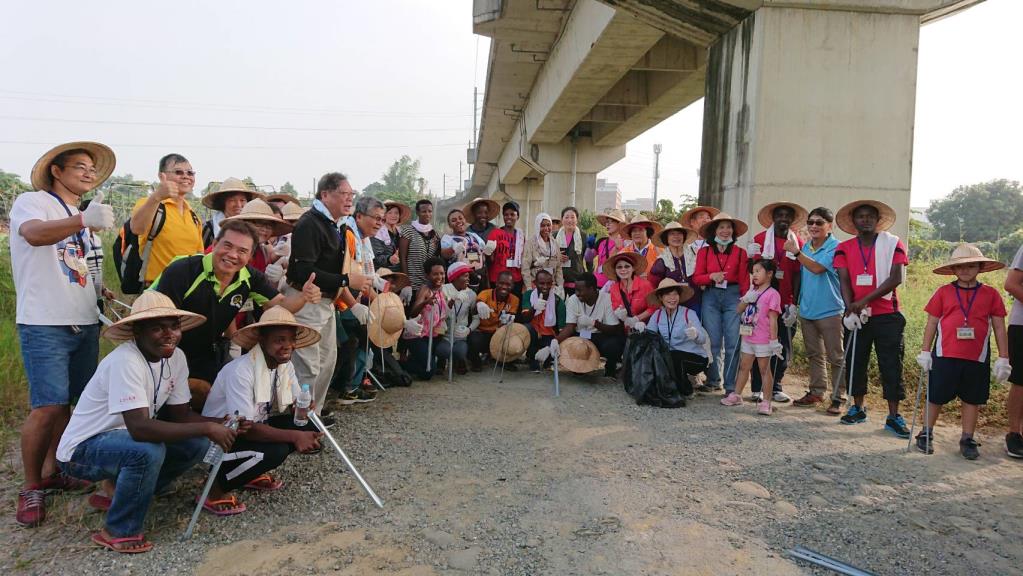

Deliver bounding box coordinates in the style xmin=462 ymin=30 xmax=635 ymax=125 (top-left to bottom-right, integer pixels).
xmin=454 ymin=0 xmax=982 ymax=238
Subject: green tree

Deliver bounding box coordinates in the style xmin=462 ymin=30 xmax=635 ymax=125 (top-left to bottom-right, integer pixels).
xmin=363 ymin=156 xmax=422 ymax=206
xmin=0 ymin=170 xmax=30 ymax=195
xmin=280 ymin=181 xmax=297 ymax=197
xmin=926 ymin=179 xmax=1023 ymax=243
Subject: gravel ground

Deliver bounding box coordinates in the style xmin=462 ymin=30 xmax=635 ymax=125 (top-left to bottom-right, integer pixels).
xmin=2 ymin=367 xmax=1021 ymax=575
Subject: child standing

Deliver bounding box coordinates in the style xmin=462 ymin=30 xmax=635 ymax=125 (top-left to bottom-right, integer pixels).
xmin=721 ymin=260 xmax=784 ymax=415
xmin=916 ymin=244 xmax=1011 ymax=459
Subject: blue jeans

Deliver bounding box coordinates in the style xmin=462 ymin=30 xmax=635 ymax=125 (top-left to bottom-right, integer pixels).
xmin=701 ymin=285 xmax=740 ymax=392
xmin=60 ymin=430 xmax=208 ymax=537
xmin=18 ymin=323 xmax=100 ymax=408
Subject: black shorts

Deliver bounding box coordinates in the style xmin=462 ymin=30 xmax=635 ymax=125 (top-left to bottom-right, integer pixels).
xmin=1008 ymin=325 xmax=1023 ymax=386
xmin=928 ymin=355 xmax=991 ymax=406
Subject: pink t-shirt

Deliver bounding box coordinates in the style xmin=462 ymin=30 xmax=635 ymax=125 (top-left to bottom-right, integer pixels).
xmin=742 ymin=287 xmax=782 ymax=344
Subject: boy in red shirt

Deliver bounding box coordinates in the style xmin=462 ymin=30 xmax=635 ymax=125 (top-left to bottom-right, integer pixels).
xmin=916 ymin=244 xmax=1010 ymax=459
xmin=833 ymin=200 xmax=911 ymax=436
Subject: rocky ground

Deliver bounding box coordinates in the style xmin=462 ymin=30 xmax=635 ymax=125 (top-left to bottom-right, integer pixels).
xmin=2 ymin=367 xmax=1021 ymax=575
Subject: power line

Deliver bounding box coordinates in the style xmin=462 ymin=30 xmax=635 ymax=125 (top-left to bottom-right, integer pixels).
xmin=0 ymin=140 xmax=465 ymax=151
xmin=0 ymin=114 xmax=471 ymax=133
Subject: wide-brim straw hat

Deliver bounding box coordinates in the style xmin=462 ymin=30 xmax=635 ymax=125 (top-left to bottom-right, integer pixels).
xmin=558 ymin=337 xmax=602 ymax=374
xmin=646 ymin=278 xmax=695 ymax=308
xmin=678 ymin=206 xmax=720 ymax=231
xmin=202 ymin=177 xmax=265 ymax=211
xmin=596 ymin=209 xmax=629 ymax=228
xmin=658 ymin=221 xmax=697 ymax=247
xmin=698 ymin=212 xmax=748 ymax=240
xmin=602 ymin=251 xmax=647 ymax=279
xmin=281 ymin=202 xmax=308 ymax=222
xmin=368 ymin=292 xmax=407 ymax=348
xmin=264 ymin=193 xmax=301 ymax=206
xmin=232 ymin=305 xmax=321 ymax=350
xmin=103 ymin=291 xmax=206 ymax=342
xmin=31 ymin=141 xmax=116 ymax=192
xmin=225 ymin=198 xmax=293 ymax=236
xmin=757 ymin=202 xmax=808 ymax=229
xmin=490 ymin=323 xmax=531 ymax=361
xmin=622 ymin=216 xmax=664 ymax=247
xmin=384 ymin=200 xmax=413 ymax=225
xmin=377 ymin=268 xmax=410 ymax=293
xmin=835 ymin=199 xmax=896 ymax=235
xmin=463 ymin=198 xmax=500 ymax=221
xmin=933 ymin=243 xmax=1005 ymax=275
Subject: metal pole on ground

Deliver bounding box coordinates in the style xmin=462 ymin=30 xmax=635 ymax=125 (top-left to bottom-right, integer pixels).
xmin=309 ymin=411 xmax=384 ymax=509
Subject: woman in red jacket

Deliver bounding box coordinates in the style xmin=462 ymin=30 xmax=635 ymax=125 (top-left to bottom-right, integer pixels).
xmin=604 ymin=252 xmax=656 ymax=333
xmin=692 ymin=213 xmax=749 ymax=395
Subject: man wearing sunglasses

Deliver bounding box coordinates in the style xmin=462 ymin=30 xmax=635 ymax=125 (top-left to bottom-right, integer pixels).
xmin=129 ymin=154 xmax=204 ymax=286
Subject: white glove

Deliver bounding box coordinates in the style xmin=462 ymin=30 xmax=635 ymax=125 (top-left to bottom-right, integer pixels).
xmin=371 ymin=273 xmax=388 ymax=292
xmin=399 ymin=286 xmax=413 ymax=305
xmin=476 ymin=301 xmax=493 ymax=320
xmin=916 ymin=351 xmax=932 ymax=372
xmin=404 ymin=318 xmax=423 ymax=334
xmin=614 ymin=307 xmax=628 ymax=321
xmin=633 ymin=321 xmax=646 ymax=333
xmin=534 ymin=347 xmax=551 ymax=363
xmin=452 ymin=241 xmax=467 ymax=257
xmin=549 ymin=339 xmax=560 ymax=357
xmin=747 ymin=242 xmax=762 ymax=258
xmin=273 ymin=239 xmax=291 ymax=259
xmin=995 ymin=357 xmax=1012 ymax=383
xmin=483 ymin=240 xmax=497 ymax=256
xmin=624 ymin=316 xmax=637 ymax=329
xmin=534 ymin=297 xmax=547 ymax=313
xmin=350 ymin=303 xmax=370 ymax=325
xmin=264 ymin=260 xmax=285 ymax=285
xmin=741 ymin=288 xmax=760 ymax=304
xmin=81 ymin=191 xmax=114 ymax=230
xmin=685 ymin=326 xmax=699 ymax=340
xmin=843 ymin=313 xmax=863 ymax=331
xmin=859 ymin=308 xmax=872 ymax=324
xmin=576 ymin=315 xmax=594 ymax=330
xmin=553 ymin=285 xmax=565 ymax=299
xmin=768 ymin=339 xmax=784 ymax=359
xmin=782 ymin=305 xmax=799 ymax=328
xmin=455 ymin=325 xmax=470 ymax=339
xmin=499 ymin=312 xmax=514 ymax=325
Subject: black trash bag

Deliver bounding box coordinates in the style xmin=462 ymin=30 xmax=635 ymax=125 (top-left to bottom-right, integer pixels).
xmin=371 ymin=348 xmax=413 ymax=388
xmin=621 ymin=331 xmax=684 ymax=408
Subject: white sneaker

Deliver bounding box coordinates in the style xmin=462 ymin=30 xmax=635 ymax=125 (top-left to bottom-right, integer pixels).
xmin=750 ymin=392 xmax=763 ymax=402
xmin=772 ymin=391 xmax=792 ymax=403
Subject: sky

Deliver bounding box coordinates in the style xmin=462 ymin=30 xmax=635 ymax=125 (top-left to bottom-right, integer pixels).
xmin=1 ymin=0 xmax=1019 ymax=209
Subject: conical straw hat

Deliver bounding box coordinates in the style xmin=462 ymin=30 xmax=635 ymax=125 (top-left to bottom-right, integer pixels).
xmin=834 ymin=199 xmax=896 ymax=235
xmin=932 ymin=243 xmax=1005 ymax=275
xmin=558 ymin=337 xmax=601 ymax=374
xmin=698 ymin=212 xmax=748 ymax=240
xmin=201 ymin=177 xmax=265 ymax=211
xmin=489 ymin=323 xmax=531 ymax=361
xmin=31 ymin=141 xmax=116 ymax=192
xmin=368 ymin=292 xmax=407 ymax=348
xmin=231 ymin=305 xmax=320 ymax=349
xmin=103 ymin=291 xmax=205 ymax=342
xmin=225 ymin=198 xmax=293 ymax=236
xmin=646 ymin=278 xmax=695 ymax=308
xmin=757 ymin=201 xmax=808 ymax=229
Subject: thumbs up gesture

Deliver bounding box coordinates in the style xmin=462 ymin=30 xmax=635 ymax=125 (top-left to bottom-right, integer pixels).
xmin=81 ymin=191 xmax=114 ymax=230
xmin=783 ymin=229 xmax=800 ymax=255
xmin=155 ymin=172 xmax=179 ymax=201
xmin=301 ymin=272 xmax=321 ymax=304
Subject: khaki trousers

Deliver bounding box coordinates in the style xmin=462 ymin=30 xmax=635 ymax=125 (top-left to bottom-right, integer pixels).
xmin=286 ymin=289 xmax=337 ymax=412
xmin=799 ymin=314 xmax=845 ymax=402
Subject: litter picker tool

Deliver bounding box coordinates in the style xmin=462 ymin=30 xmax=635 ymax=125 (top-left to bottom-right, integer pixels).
xmin=788 ymin=546 xmax=877 ymax=576
xmin=425 ymin=304 xmax=434 ymax=374
xmin=309 ymin=411 xmax=384 ymax=509
xmin=907 ymin=366 xmax=929 ymax=453
xmin=448 ymin=299 xmax=456 ymax=383
xmin=553 ymin=345 xmax=560 ymax=397
xmin=182 ymin=412 xmax=240 ymax=540
xmin=496 ymin=319 xmax=512 ymax=383
xmin=845 ymin=328 xmax=859 ymax=409
xmin=364 ymin=332 xmax=385 ymax=391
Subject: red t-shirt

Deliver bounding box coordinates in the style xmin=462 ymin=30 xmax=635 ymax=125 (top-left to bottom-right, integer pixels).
xmin=487 ymin=228 xmax=523 ymax=284
xmin=924 ymin=283 xmax=1006 ymax=362
xmin=752 ymin=230 xmax=803 ymax=306
xmin=833 ymin=237 xmax=909 ymax=316
xmin=692 ymin=244 xmax=750 ymax=294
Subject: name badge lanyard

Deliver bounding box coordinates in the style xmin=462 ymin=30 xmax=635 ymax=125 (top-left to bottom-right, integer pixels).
xmin=146 ymin=358 xmax=167 ymax=418
xmin=714 ymin=250 xmax=730 ymax=286
xmin=856 ymin=238 xmax=875 ymax=277
xmin=953 ymin=283 xmax=980 ymax=328
xmin=45 ymin=191 xmax=87 ymax=252
xmin=264 ymin=369 xmax=279 ymax=416
xmin=660 ymin=308 xmax=679 ymax=343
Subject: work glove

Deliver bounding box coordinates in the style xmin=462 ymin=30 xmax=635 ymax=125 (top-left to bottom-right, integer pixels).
xmin=399 ymin=286 xmax=413 ymax=306
xmin=747 ymin=242 xmax=762 ymax=258
xmin=350 ymin=303 xmax=370 ymax=325
xmin=454 ymin=325 xmax=470 ymax=339
xmin=264 ymin=260 xmax=285 ymax=285
xmin=768 ymin=339 xmax=784 ymax=359
xmin=576 ymin=315 xmax=594 ymax=330
xmin=685 ymin=326 xmax=699 ymax=340
xmin=741 ymin=288 xmax=760 ymax=304
xmin=782 ymin=305 xmax=799 ymax=328
xmin=859 ymin=308 xmax=872 ymax=324
xmin=476 ymin=301 xmax=493 ymax=320
xmin=553 ymin=285 xmax=565 ymax=299
xmin=452 ymin=241 xmax=467 ymax=257
xmin=273 ymin=239 xmax=291 ymax=259
xmin=499 ymin=312 xmax=514 ymax=326
xmin=370 ymin=273 xmax=388 ymax=292
xmin=534 ymin=297 xmax=547 ymax=313
xmin=404 ymin=318 xmax=423 ymax=334
xmin=633 ymin=321 xmax=646 ymax=333
xmin=624 ymin=316 xmax=637 ymax=329
xmin=916 ymin=351 xmax=932 ymax=372
xmin=995 ymin=357 xmax=1012 ymax=383
xmin=614 ymin=307 xmax=628 ymax=321
xmin=483 ymin=240 xmax=497 ymax=256
xmin=81 ymin=191 xmax=114 ymax=230
xmin=534 ymin=347 xmax=551 ymax=363
xmin=549 ymin=339 xmax=560 ymax=357
xmin=843 ymin=313 xmax=863 ymax=331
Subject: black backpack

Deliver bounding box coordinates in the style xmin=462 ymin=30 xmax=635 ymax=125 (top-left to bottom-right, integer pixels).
xmin=112 ymin=204 xmax=201 ymax=294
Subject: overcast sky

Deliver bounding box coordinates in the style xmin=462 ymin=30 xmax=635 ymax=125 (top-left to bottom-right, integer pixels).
xmin=1 ymin=0 xmax=1019 ymax=208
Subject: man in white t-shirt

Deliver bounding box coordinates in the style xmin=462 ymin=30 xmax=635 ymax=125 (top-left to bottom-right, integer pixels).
xmin=57 ymin=292 xmax=239 ymax=554
xmin=201 ymin=307 xmax=323 ymax=511
xmin=11 ymin=142 xmax=117 ymax=528
xmin=556 ymin=273 xmax=626 ymax=380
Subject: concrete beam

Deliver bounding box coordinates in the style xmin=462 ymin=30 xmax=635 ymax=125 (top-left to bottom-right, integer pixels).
xmin=596 ymin=1 xmax=753 ymax=46
xmin=631 ymin=36 xmax=704 ymax=72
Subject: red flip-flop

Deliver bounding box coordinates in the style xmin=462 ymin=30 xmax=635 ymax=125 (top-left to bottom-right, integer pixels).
xmin=243 ymin=473 xmax=284 ymax=492
xmin=91 ymin=532 xmax=153 ymax=554
xmin=198 ymin=495 xmax=247 ymax=516
xmin=88 ymin=492 xmax=112 ymax=511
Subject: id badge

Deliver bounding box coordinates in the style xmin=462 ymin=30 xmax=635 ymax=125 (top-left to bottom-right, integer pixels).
xmin=715 ymin=280 xmax=728 ymax=289
xmin=239 ymin=300 xmax=254 ymax=313
xmin=506 ymin=259 xmax=517 ymax=267
xmin=856 ymin=274 xmax=873 ymax=287
xmin=579 ymin=329 xmax=593 ymax=340
xmin=775 ymin=270 xmax=784 ymax=280
xmin=957 ymin=326 xmax=975 ymax=340
xmin=739 ymin=325 xmax=754 ymax=337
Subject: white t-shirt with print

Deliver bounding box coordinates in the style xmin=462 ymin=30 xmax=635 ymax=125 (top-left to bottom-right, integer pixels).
xmin=566 ymin=291 xmax=619 ymax=327
xmin=9 ymin=191 xmax=98 ymax=325
xmin=57 ymin=342 xmax=191 ymax=462
xmin=203 ymin=353 xmax=300 ymax=424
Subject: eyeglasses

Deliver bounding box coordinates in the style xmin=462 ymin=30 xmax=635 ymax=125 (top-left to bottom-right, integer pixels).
xmin=164 ymin=169 xmax=196 ymax=178
xmin=806 ymin=219 xmax=828 ymax=226
xmin=359 ymin=213 xmax=384 ymax=223
xmin=64 ymin=162 xmax=97 ymax=176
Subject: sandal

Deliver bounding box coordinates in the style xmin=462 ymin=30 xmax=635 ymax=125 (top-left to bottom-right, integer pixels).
xmin=199 ymin=494 xmax=247 ymax=516
xmin=88 ymin=492 xmax=112 ymax=511
xmin=91 ymin=531 xmax=153 ymax=554
xmin=243 ymin=473 xmax=284 ymax=492
xmin=826 ymin=400 xmax=843 ymax=415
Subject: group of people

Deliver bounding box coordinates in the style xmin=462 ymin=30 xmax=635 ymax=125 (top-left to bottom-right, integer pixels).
xmin=10 ymin=140 xmax=1023 ymax=554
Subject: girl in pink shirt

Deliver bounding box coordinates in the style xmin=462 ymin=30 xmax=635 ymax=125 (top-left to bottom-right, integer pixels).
xmin=722 ymin=260 xmax=783 ymax=415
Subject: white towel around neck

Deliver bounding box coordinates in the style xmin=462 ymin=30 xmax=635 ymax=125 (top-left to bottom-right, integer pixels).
xmin=251 ymin=345 xmax=295 ymax=411
xmin=530 ymin=288 xmax=557 ymax=328
xmin=762 ymin=225 xmax=797 ymax=260
xmin=873 ymin=231 xmax=899 ymax=301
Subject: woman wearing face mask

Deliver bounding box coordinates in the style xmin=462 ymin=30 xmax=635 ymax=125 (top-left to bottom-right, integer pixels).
xmin=594 ymin=210 xmax=629 ymax=288
xmin=649 ymin=222 xmax=701 ymax=319
xmin=522 ymin=212 xmax=564 ymax=292
xmin=556 ymin=207 xmax=585 ymax=297
xmin=399 ymin=200 xmax=441 ymax=294
xmin=372 ymin=200 xmax=409 ymax=273
xmin=604 ymin=252 xmax=656 ymax=336
xmin=692 ymin=213 xmax=750 ymax=395
xmin=441 ymin=208 xmax=487 ymax=292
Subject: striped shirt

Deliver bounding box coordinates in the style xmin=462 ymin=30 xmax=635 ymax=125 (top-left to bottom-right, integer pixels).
xmin=400 ymin=224 xmax=440 ymax=291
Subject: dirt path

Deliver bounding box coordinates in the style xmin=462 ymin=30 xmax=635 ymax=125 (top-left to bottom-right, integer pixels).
xmin=3 ymin=369 xmax=1021 ymax=575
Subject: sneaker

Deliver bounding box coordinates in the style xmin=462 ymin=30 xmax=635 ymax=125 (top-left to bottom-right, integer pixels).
xmin=757 ymin=401 xmax=773 ymax=416
xmin=772 ymin=391 xmax=792 ymax=403
xmin=318 ymin=414 xmax=337 ymax=428
xmin=826 ymin=400 xmax=844 ymax=415
xmin=39 ymin=472 xmax=92 ymax=494
xmin=915 ymin=430 xmax=934 ymax=454
xmin=16 ymin=489 xmax=45 ymax=527
xmin=749 ymin=392 xmax=763 ymax=402
xmin=885 ymin=414 xmax=911 ymax=439
xmin=340 ymin=389 xmax=377 ymax=405
xmin=1006 ymin=432 xmax=1023 ymax=459
xmin=696 ymin=383 xmax=722 ymax=393
xmin=840 ymin=406 xmax=867 ymax=425
xmin=960 ymin=437 xmax=981 ymax=460
xmin=720 ymin=393 xmax=743 ymax=406
xmin=793 ymin=393 xmax=823 ymax=407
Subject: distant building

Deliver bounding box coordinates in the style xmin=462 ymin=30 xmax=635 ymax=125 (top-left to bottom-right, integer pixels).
xmin=595 ymin=179 xmax=622 ymax=212
xmin=622 ymin=197 xmax=654 ymax=212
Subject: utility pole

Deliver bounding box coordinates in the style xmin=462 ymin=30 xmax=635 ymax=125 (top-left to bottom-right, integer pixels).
xmin=442 ymin=173 xmax=447 ymax=199
xmin=652 ymin=143 xmax=662 ymax=209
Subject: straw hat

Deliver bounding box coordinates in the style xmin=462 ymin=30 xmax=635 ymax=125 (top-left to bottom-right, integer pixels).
xmin=368 ymin=292 xmax=407 ymax=348
xmin=202 ymin=177 xmax=265 ymax=211
xmin=103 ymin=291 xmax=206 ymax=342
xmin=377 ymin=268 xmax=410 ymax=292
xmin=678 ymin=205 xmax=720 ymax=231
xmin=835 ymin=199 xmax=897 ymax=235
xmin=264 ymin=193 xmax=301 ymax=206
xmin=232 ymin=305 xmax=321 ymax=350
xmin=596 ymin=209 xmax=629 ymax=228
xmin=558 ymin=337 xmax=602 ymax=374
xmin=658 ymin=221 xmax=697 ymax=246
xmin=281 ymin=202 xmax=308 ymax=222
xmin=645 ymin=278 xmax=695 ymax=308
xmin=602 ymin=251 xmax=646 ymax=280
xmin=225 ymin=198 xmax=293 ymax=236
xmin=933 ymin=243 xmax=1005 ymax=275
xmin=757 ymin=202 xmax=808 ymax=229
xmin=622 ymin=216 xmax=665 ymax=246
xmin=31 ymin=141 xmax=116 ymax=192
xmin=463 ymin=198 xmax=500 ymax=221
xmin=698 ymin=212 xmax=749 ymax=240
xmin=489 ymin=323 xmax=531 ymax=362
xmin=384 ymin=200 xmax=413 ymax=225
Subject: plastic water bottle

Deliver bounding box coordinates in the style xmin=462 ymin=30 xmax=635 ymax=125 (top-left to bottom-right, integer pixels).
xmin=294 ymin=384 xmax=312 ymax=427
xmin=203 ymin=411 xmax=240 ymax=465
